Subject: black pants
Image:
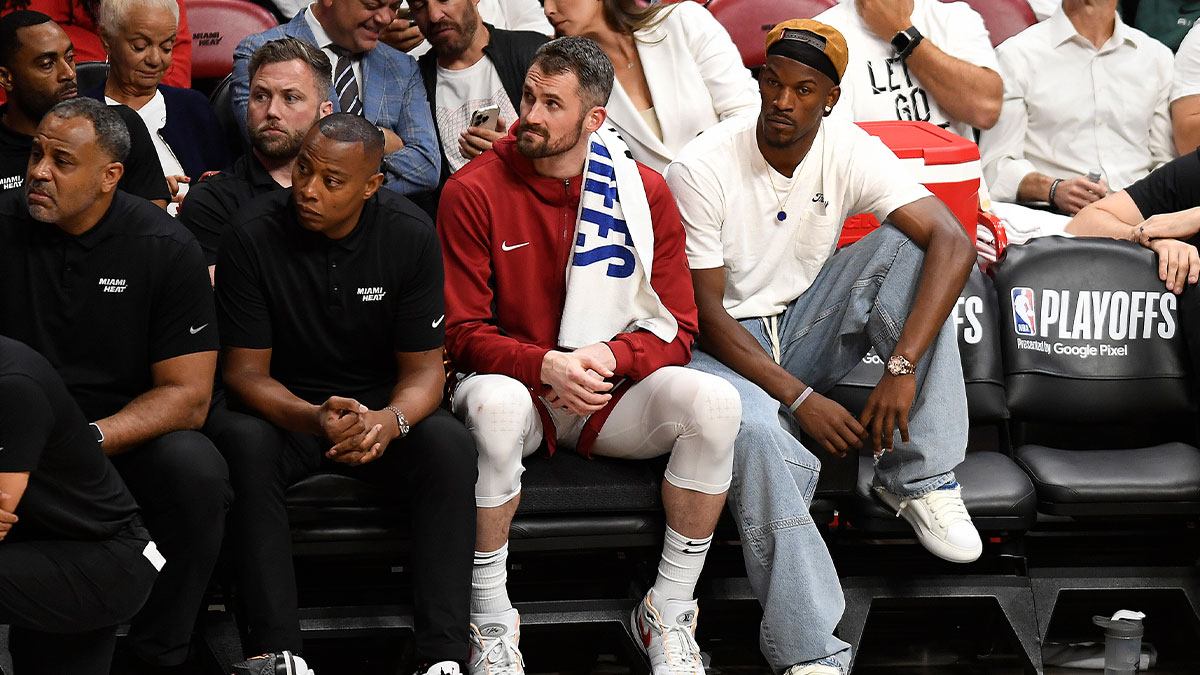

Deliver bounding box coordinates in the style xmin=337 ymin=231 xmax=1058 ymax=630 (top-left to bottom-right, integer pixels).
xmin=111 ymin=430 xmax=233 ymax=666
xmin=206 ymin=402 xmax=477 ymax=664
xmin=0 ymin=521 xmax=159 ymax=675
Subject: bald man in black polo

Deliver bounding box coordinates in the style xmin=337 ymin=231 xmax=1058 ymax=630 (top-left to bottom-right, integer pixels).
xmin=208 ymin=113 xmax=476 ymax=675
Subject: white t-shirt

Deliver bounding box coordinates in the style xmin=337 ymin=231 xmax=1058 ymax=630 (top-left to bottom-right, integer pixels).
xmin=1173 ymin=22 xmax=1200 ymax=103
xmin=665 ymin=116 xmax=931 ymax=320
xmin=816 ymin=0 xmax=1000 ymax=141
xmin=106 ymin=90 xmax=188 ymax=216
xmin=435 ymin=58 xmax=518 ymax=172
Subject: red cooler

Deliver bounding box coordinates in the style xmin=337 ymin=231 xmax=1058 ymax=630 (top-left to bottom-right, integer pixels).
xmin=839 ymin=121 xmax=981 ymax=247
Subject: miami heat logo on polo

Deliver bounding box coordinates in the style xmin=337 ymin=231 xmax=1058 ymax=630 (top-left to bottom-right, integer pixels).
xmin=1011 ymin=287 xmax=1036 ymax=336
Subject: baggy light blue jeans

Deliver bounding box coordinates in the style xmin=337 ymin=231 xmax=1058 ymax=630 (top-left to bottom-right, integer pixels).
xmin=687 ymin=225 xmax=968 ymax=674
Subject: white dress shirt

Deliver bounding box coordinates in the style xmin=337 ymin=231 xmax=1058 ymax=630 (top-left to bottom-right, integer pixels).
xmin=305 ymin=6 xmax=362 ymax=90
xmin=816 ymin=0 xmax=1000 ymax=141
xmin=979 ymin=4 xmax=1175 ymax=201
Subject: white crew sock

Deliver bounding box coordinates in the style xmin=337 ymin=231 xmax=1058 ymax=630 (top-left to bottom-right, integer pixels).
xmin=471 ymin=543 xmax=512 ymax=615
xmin=650 ymin=525 xmax=712 ymax=603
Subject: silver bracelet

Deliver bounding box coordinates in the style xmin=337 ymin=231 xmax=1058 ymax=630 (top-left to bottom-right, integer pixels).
xmin=1048 ymin=178 xmax=1064 ymax=207
xmin=788 ymin=386 xmax=814 ymax=413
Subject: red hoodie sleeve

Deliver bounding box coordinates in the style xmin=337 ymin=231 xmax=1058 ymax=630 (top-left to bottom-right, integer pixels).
xmin=163 ymin=0 xmax=192 ymax=88
xmin=438 ymin=174 xmax=550 ymax=389
xmin=605 ymin=167 xmax=699 ymax=379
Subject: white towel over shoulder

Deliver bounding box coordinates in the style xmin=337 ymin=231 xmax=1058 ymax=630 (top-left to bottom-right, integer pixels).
xmin=557 ymin=125 xmax=678 ymax=350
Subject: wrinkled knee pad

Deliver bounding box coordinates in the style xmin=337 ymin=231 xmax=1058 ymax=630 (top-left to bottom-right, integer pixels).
xmin=453 ymin=374 xmax=539 ymax=507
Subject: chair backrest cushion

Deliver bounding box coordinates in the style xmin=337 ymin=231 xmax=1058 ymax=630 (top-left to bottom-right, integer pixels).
xmin=185 ymin=0 xmax=279 ymax=80
xmin=993 ymin=237 xmax=1192 ymax=423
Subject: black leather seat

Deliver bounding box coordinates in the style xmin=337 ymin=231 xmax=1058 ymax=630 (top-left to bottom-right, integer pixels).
xmin=287 ymin=451 xmax=667 ymax=553
xmin=207 ymin=74 xmax=247 ymax=159
xmin=994 ymin=237 xmax=1200 ymax=517
xmin=75 ymin=61 xmax=109 ymax=93
xmin=993 ymin=236 xmax=1200 ymax=645
xmin=1016 ymin=443 xmax=1200 ymax=514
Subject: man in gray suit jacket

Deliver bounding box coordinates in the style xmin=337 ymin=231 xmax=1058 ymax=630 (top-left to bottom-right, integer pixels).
xmin=231 ymin=0 xmax=440 ymax=195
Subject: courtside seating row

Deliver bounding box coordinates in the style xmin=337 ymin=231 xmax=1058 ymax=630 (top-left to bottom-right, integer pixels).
xmin=195 ymin=237 xmax=1199 ymax=675
xmin=167 ymin=0 xmax=1033 ymax=88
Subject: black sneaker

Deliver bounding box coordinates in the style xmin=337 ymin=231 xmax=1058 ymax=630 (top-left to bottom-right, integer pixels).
xmin=230 ymin=652 xmax=315 ymax=675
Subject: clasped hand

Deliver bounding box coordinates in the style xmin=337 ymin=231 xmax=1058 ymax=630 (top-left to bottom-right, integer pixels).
xmin=317 ymin=396 xmax=396 ymax=466
xmin=540 ymin=343 xmax=616 ymax=416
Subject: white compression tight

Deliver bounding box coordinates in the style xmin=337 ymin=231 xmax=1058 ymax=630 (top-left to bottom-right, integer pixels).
xmin=452 ymin=366 xmax=741 ymax=508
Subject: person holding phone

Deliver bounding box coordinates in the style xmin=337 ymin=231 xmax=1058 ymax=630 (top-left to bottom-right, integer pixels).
xmin=0 ymin=335 xmax=161 ymax=675
xmin=410 ymin=0 xmax=547 ymax=186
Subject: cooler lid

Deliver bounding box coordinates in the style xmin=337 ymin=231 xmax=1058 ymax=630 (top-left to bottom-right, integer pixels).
xmin=855 ymin=120 xmax=980 ymax=165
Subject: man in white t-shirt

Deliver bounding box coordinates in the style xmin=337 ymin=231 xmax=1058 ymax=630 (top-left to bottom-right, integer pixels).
xmin=412 ymin=0 xmax=547 ymax=184
xmin=815 ymin=0 xmax=1003 ymax=140
xmin=1171 ymin=22 xmax=1200 ymax=155
xmin=666 ymin=20 xmax=980 ymax=675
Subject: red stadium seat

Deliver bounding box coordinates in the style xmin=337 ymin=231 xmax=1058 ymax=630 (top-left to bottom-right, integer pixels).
xmin=944 ymin=0 xmax=1036 ymax=47
xmin=183 ymin=0 xmax=278 ymax=80
xmin=706 ymin=0 xmax=836 ymax=69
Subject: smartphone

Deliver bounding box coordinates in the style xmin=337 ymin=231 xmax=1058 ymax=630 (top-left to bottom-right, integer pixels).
xmin=469 ymin=104 xmax=501 ymax=130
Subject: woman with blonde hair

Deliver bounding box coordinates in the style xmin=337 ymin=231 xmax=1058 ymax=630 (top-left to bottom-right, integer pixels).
xmin=544 ymin=0 xmax=758 ymax=173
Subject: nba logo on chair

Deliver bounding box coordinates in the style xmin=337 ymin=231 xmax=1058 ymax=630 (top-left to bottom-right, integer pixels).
xmin=1011 ymin=287 xmax=1036 ymax=336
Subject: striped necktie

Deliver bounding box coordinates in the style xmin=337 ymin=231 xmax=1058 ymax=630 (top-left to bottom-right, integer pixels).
xmin=329 ymin=45 xmax=363 ymax=116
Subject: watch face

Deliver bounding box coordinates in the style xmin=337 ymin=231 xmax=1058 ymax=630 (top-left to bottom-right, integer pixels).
xmin=887 ymin=355 xmax=915 ymax=376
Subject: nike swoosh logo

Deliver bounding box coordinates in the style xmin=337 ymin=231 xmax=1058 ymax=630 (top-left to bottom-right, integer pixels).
xmin=189 ymin=324 xmax=209 ymax=335
xmin=431 ymin=315 xmax=445 ymax=328
xmin=638 ymin=614 xmax=652 ymax=648
xmin=501 ymin=241 xmax=530 ymax=252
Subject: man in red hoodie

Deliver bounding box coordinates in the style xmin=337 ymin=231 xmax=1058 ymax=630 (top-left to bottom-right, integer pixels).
xmin=438 ymin=36 xmax=741 ymax=675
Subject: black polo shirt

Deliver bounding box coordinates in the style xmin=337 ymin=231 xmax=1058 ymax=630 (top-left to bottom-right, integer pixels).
xmin=179 ymin=152 xmax=285 ymax=266
xmin=0 ymin=335 xmax=139 ymax=542
xmin=215 ymin=189 xmax=444 ymax=405
xmin=0 ymin=190 xmax=217 ymax=421
xmin=0 ymin=103 xmax=171 ymax=203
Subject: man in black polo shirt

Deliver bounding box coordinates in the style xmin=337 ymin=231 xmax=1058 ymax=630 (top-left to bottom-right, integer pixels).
xmin=209 ymin=113 xmax=476 ymax=675
xmin=0 ymin=98 xmax=231 ymax=674
xmin=180 ymin=37 xmax=333 ymax=277
xmin=0 ymin=335 xmax=161 ymax=675
xmin=0 ymin=10 xmax=170 ymax=207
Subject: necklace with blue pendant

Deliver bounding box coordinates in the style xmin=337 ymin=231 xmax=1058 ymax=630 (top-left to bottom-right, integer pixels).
xmin=761 ymin=152 xmax=799 ymax=222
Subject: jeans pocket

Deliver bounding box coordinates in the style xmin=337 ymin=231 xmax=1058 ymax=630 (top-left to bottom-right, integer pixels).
xmin=777 ymin=434 xmax=822 ymax=503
